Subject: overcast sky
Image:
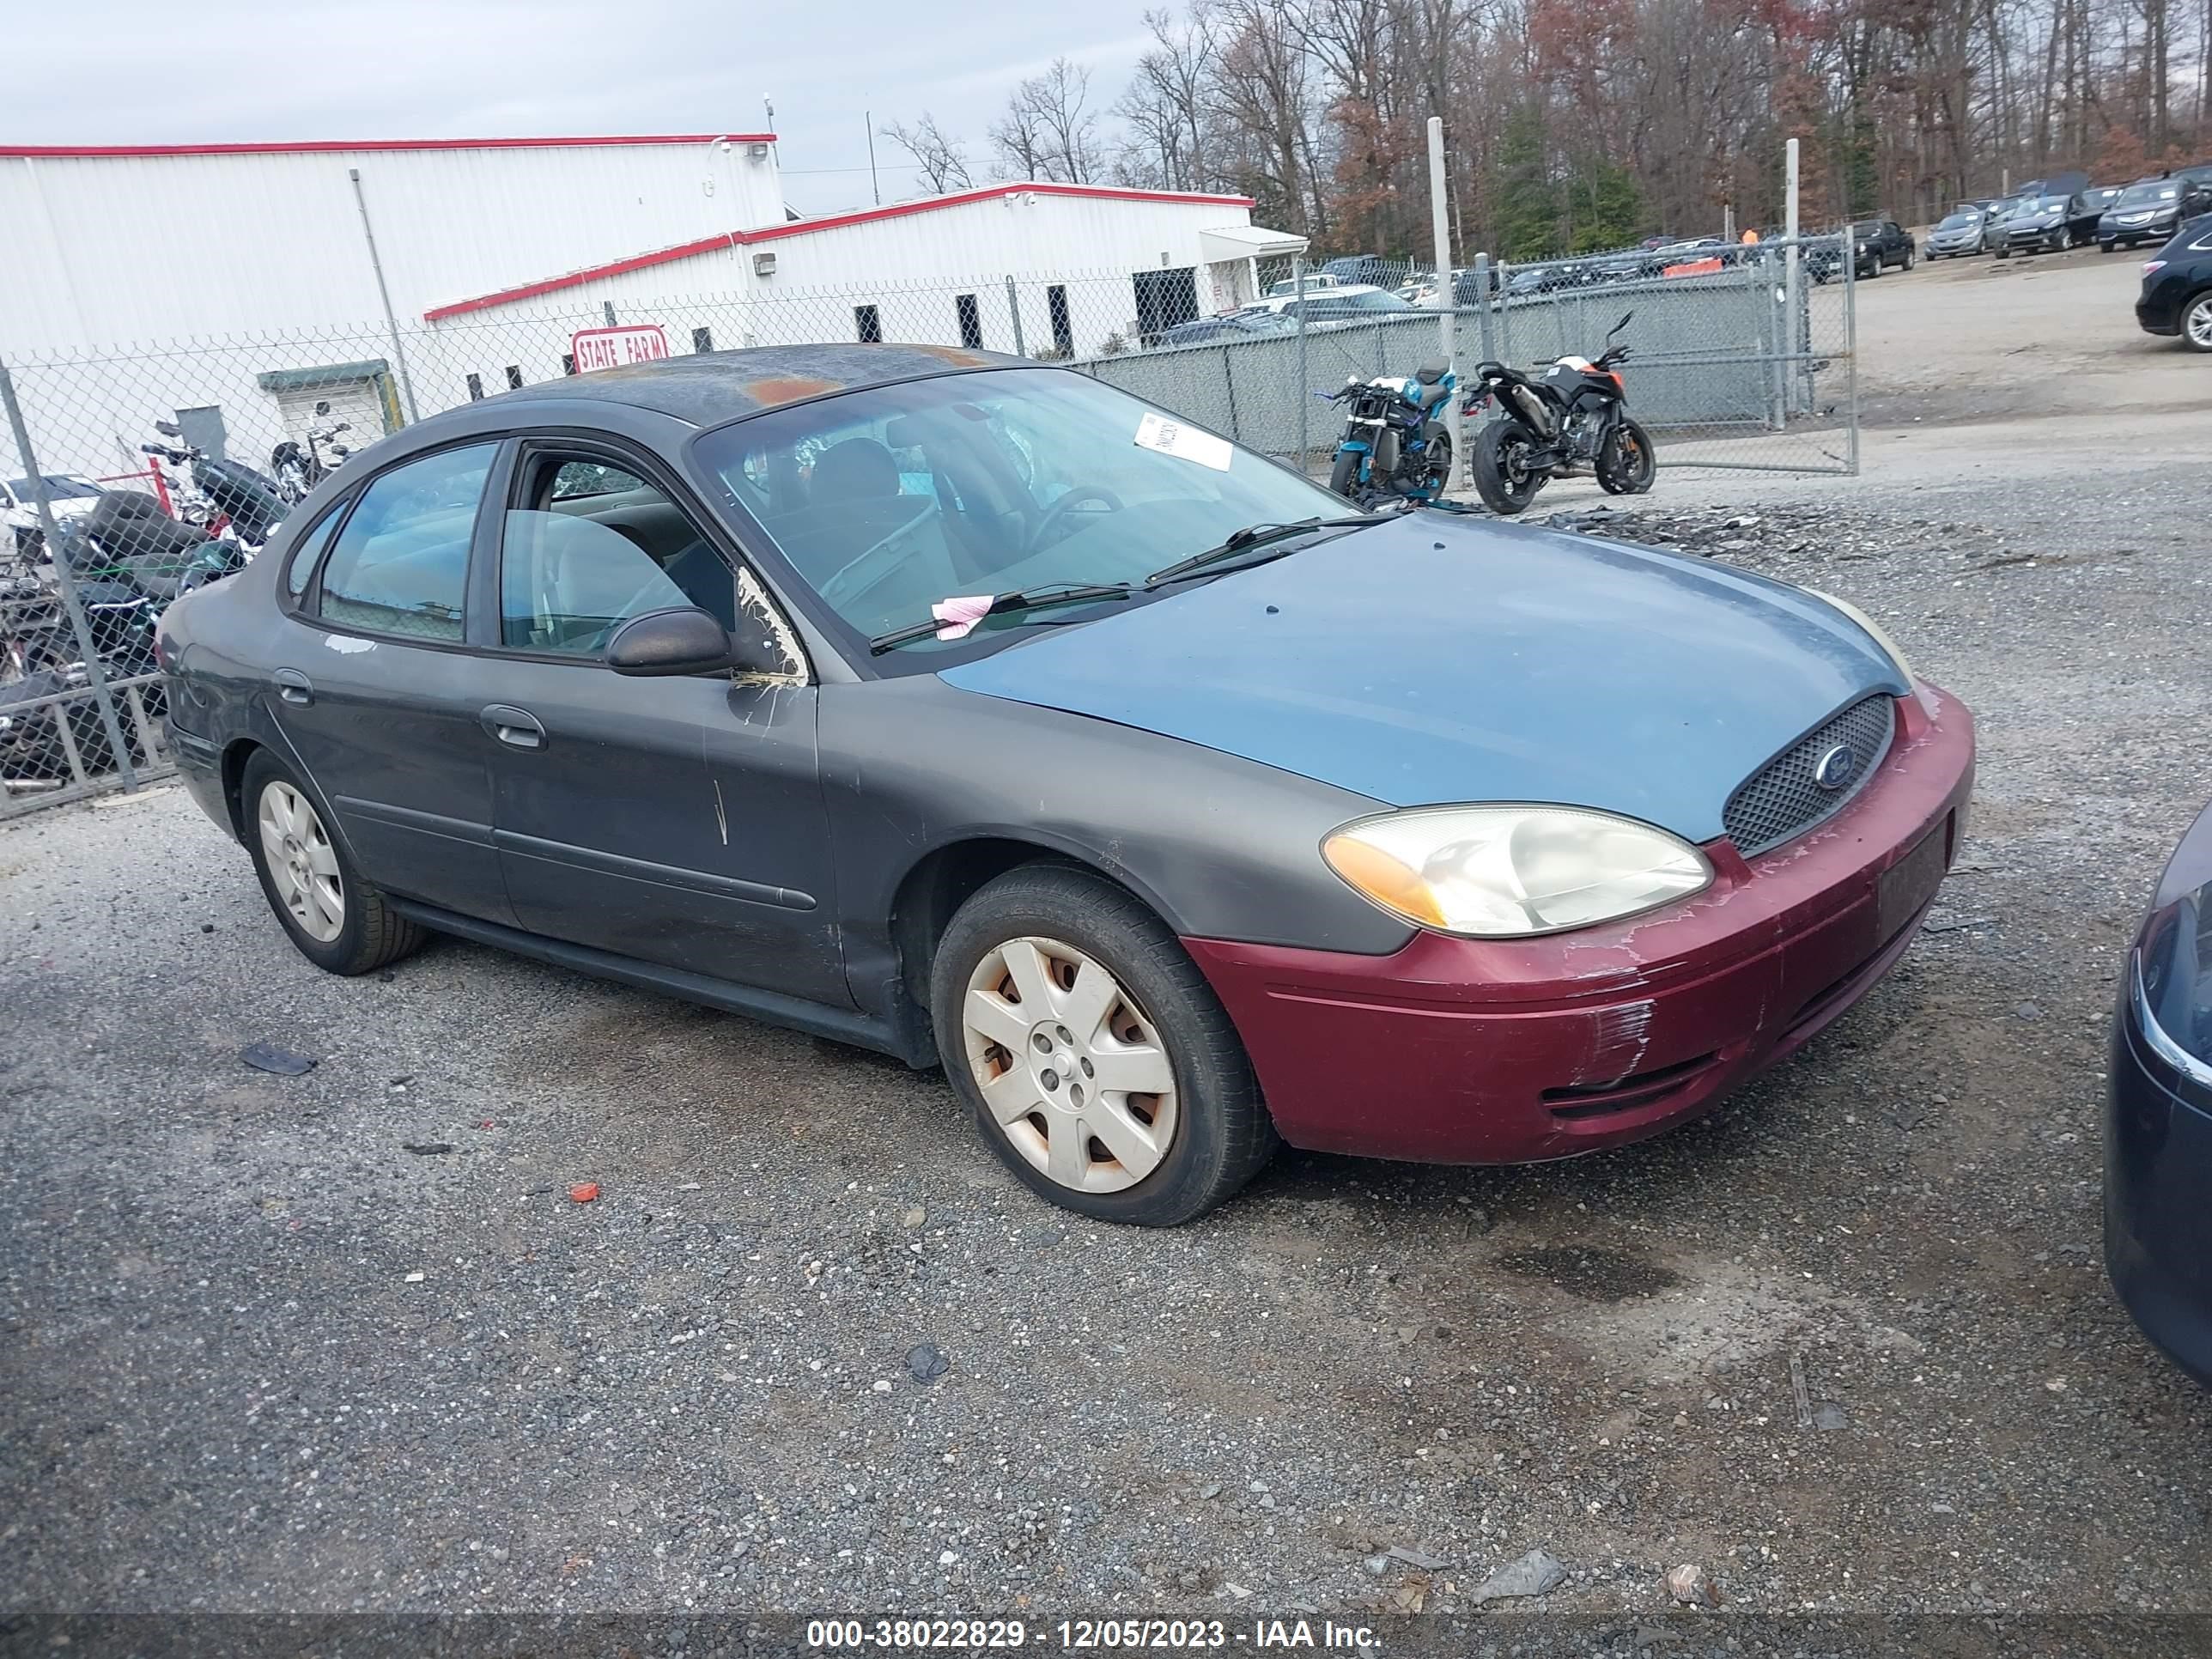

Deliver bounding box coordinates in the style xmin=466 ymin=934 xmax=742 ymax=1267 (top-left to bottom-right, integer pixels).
xmin=11 ymin=0 xmax=1161 ymax=214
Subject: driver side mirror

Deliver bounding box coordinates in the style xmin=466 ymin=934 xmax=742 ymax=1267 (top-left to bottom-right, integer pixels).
xmin=606 ymin=606 xmax=782 ymax=678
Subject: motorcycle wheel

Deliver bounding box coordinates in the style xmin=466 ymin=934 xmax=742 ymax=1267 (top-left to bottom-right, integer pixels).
xmin=1597 ymin=420 xmax=1656 ymax=495
xmin=1473 ymin=422 xmax=1544 ymax=516
xmin=1327 ymin=449 xmax=1362 ymax=500
xmin=1422 ymin=428 xmax=1453 ymax=495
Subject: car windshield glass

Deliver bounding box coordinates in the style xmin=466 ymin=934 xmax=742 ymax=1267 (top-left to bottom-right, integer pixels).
xmin=2119 ymin=184 xmax=2179 ymax=204
xmin=1936 ymin=213 xmax=1978 ymax=229
xmin=9 ymin=476 xmax=100 ymax=500
xmin=697 ymin=368 xmax=1353 ymax=669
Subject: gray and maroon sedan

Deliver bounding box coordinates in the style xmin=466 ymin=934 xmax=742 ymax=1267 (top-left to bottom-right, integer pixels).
xmin=157 ymin=346 xmax=1974 ymax=1224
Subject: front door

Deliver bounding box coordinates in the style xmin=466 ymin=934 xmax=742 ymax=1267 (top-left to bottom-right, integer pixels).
xmin=271 ymin=440 xmax=516 ymax=924
xmin=473 ymin=448 xmax=844 ymax=1003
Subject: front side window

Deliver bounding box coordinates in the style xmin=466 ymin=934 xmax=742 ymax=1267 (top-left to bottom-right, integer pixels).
xmin=698 ymin=368 xmax=1351 ymax=668
xmin=499 ymin=452 xmax=746 ymax=657
xmin=314 ymin=444 xmax=494 ymax=641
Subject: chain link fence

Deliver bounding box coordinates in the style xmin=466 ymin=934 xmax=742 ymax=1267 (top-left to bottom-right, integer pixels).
xmin=1 ymin=235 xmax=1856 ymax=819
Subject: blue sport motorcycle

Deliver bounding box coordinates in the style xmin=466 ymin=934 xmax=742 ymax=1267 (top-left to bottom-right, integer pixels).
xmin=1317 ymin=361 xmax=1456 ymax=504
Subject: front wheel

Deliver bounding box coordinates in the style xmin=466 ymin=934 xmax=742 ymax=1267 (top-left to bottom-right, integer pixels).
xmin=931 ymin=864 xmax=1277 ymax=1225
xmin=1327 ymin=448 xmax=1361 ymax=499
xmin=1472 ymin=420 xmax=1547 ymax=515
xmin=1597 ymin=418 xmax=1656 ymax=495
xmin=2100 ymin=240 xmax=2116 ymax=253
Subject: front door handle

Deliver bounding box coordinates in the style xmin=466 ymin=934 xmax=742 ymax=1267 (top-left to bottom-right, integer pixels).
xmin=480 ymin=705 xmax=545 ymax=750
xmin=273 ymin=668 xmax=313 ymax=706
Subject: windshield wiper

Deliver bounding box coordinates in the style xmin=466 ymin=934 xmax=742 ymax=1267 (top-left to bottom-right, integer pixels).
xmin=867 ymin=582 xmax=1133 ymax=653
xmin=1143 ymin=514 xmax=1386 ymax=587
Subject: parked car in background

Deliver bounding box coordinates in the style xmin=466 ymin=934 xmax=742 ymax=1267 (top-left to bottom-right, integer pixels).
xmin=1850 ymin=219 xmax=1917 ymax=276
xmin=1263 ymin=272 xmax=1344 ymax=299
xmin=1272 ymin=288 xmax=1419 ymax=325
xmin=1320 ymin=254 xmax=1398 ymax=288
xmin=2070 ymin=186 xmax=2126 ymax=243
xmin=1995 ymin=192 xmax=2077 ymax=258
xmin=1151 ymin=310 xmax=1298 ymax=349
xmin=3 ymin=473 xmax=106 ymax=558
xmin=1978 ymin=197 xmax=2028 ymax=251
xmin=2106 ymin=793 xmax=2212 ymax=1386
xmin=2100 ymin=177 xmax=2212 ymax=252
xmin=1923 ymin=208 xmax=1990 ymax=258
xmin=156 ymin=343 xmax=1974 ymax=1225
xmin=2136 ymin=212 xmax=2212 ymax=350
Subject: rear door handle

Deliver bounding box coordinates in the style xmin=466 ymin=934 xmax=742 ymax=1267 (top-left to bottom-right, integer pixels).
xmin=273 ymin=668 xmax=313 ymax=706
xmin=480 ymin=705 xmax=544 ymax=750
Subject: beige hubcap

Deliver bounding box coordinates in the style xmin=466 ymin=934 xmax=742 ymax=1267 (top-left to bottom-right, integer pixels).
xmin=961 ymin=936 xmax=1178 ymax=1194
xmin=258 ymin=780 xmax=344 ymax=942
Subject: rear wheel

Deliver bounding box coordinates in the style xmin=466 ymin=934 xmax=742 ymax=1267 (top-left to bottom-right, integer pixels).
xmin=2182 ymin=292 xmax=2212 ymax=354
xmin=1903 ymin=248 xmax=1916 ymax=270
xmin=1327 ymin=448 xmax=1361 ymax=499
xmin=1597 ymin=419 xmax=1656 ymax=495
xmin=241 ymin=750 xmax=425 ymax=975
xmin=2100 ymin=240 xmax=2116 ymax=253
xmin=1421 ymin=427 xmax=1453 ymax=495
xmin=931 ymin=864 xmax=1277 ymax=1225
xmin=1472 ymin=421 xmax=1546 ymax=515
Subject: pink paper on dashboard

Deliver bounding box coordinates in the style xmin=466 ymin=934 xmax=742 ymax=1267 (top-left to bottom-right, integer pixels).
xmin=932 ymin=594 xmax=994 ymax=640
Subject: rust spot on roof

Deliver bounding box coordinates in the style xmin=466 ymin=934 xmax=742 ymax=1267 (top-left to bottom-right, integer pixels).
xmin=740 ymin=374 xmax=839 ymax=407
xmin=905 ymin=344 xmax=992 ymax=368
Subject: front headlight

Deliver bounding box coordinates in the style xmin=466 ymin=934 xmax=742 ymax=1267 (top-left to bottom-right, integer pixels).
xmin=1803 ymin=586 xmax=1914 ymax=684
xmin=1323 ymin=805 xmax=1712 ymax=938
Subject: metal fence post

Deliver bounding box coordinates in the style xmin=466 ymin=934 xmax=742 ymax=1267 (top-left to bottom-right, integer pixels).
xmin=0 ymin=360 xmax=140 ymax=793
xmin=1841 ymin=234 xmax=1860 ymax=476
xmin=1005 ymin=275 xmax=1025 ymax=358
xmin=1293 ymin=255 xmax=1310 ymax=476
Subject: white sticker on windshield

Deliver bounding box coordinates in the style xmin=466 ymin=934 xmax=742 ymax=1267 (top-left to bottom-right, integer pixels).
xmin=1133 ymin=411 xmax=1231 ymax=472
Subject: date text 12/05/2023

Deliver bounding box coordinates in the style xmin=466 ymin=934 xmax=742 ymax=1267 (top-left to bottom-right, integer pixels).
xmin=802 ymin=1618 xmax=1383 ymax=1650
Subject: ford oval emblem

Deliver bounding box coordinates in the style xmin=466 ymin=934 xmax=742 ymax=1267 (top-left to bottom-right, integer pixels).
xmin=1812 ymin=744 xmax=1858 ymax=792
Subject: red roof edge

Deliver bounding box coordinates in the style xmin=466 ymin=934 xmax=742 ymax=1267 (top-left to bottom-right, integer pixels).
xmin=422 ymin=180 xmax=1258 ymax=320
xmin=0 ymin=134 xmax=776 ymax=159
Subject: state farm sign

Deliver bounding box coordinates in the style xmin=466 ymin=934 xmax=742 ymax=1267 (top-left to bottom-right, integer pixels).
xmin=569 ymin=324 xmax=672 ymax=372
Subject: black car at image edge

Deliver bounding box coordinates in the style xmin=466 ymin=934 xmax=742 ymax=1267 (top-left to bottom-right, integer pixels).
xmin=2136 ymin=211 xmax=2212 ymax=350
xmin=2108 ymin=796 xmax=2212 ymax=1384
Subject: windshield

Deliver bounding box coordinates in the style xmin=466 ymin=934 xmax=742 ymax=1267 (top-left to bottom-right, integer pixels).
xmin=1936 ymin=212 xmax=1980 ymax=229
xmin=697 ymin=369 xmax=1353 ymax=667
xmin=2023 ymin=196 xmax=2067 ymax=213
xmin=8 ymin=475 xmax=101 ymax=501
xmin=2119 ymin=183 xmax=2179 ymax=205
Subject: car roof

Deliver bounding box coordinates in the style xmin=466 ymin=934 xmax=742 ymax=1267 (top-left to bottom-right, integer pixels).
xmin=480 ymin=343 xmax=1024 ymax=427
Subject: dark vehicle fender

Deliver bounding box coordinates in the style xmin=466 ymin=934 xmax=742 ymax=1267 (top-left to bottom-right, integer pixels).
xmin=817 ymin=675 xmax=1416 ymax=1025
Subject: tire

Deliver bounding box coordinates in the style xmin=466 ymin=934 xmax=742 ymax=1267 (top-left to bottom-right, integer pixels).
xmin=1903 ymin=249 xmax=1916 ymax=270
xmin=929 ymin=863 xmax=1277 ymax=1226
xmin=240 ymin=749 xmax=425 ymax=975
xmin=2100 ymin=240 xmax=2116 ymax=253
xmin=1597 ymin=418 xmax=1657 ymax=495
xmin=2182 ymin=291 xmax=2212 ymax=354
xmin=1995 ymin=247 xmax=2009 ymax=260
xmin=1327 ymin=448 xmax=1361 ymax=499
xmin=1472 ymin=420 xmax=1545 ymax=515
xmin=1420 ymin=426 xmax=1452 ymax=495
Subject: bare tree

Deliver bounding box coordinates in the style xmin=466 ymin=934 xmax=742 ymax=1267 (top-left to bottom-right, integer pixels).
xmin=990 ymin=58 xmax=1103 ymax=183
xmin=878 ymin=113 xmax=972 ymax=196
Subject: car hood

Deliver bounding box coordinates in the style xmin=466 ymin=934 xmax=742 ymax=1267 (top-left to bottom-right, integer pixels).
xmin=937 ymin=513 xmax=1907 ymax=844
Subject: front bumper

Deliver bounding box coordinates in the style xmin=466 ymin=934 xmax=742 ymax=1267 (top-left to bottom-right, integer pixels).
xmin=2106 ymin=965 xmax=2212 ymax=1386
xmin=1186 ymin=683 xmax=1975 ymax=1164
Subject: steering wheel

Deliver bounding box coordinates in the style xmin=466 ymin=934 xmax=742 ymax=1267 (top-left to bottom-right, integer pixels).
xmin=1026 ymin=485 xmax=1125 ymax=552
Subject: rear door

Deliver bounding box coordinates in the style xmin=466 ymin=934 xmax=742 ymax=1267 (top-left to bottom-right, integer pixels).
xmin=469 ymin=442 xmax=845 ymax=1001
xmin=271 ymin=440 xmax=520 ymax=923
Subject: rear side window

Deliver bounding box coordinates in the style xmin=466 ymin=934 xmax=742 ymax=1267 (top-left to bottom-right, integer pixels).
xmin=314 ymin=445 xmax=495 ymax=641
xmin=281 ymin=497 xmax=349 ymax=599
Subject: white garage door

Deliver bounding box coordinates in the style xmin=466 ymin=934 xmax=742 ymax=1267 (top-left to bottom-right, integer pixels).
xmin=273 ymin=378 xmax=387 ymax=457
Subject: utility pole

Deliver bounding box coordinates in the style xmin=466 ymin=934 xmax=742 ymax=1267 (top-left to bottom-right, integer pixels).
xmin=866 ymin=112 xmax=880 ymax=205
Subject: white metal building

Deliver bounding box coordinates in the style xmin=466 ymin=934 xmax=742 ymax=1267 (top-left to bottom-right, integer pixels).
xmin=0 ymin=135 xmax=1302 ymax=480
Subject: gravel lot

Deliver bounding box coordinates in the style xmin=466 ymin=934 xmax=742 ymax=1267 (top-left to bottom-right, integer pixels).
xmin=5 ymin=301 xmax=2212 ymax=1650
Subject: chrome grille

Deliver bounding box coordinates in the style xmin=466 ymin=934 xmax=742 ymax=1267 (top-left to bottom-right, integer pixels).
xmin=1723 ymin=696 xmax=1897 ymax=856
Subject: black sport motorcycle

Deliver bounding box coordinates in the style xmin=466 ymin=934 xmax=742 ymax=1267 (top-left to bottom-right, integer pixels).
xmin=143 ymin=422 xmax=291 ymax=550
xmin=1462 ymin=310 xmax=1656 ymax=515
